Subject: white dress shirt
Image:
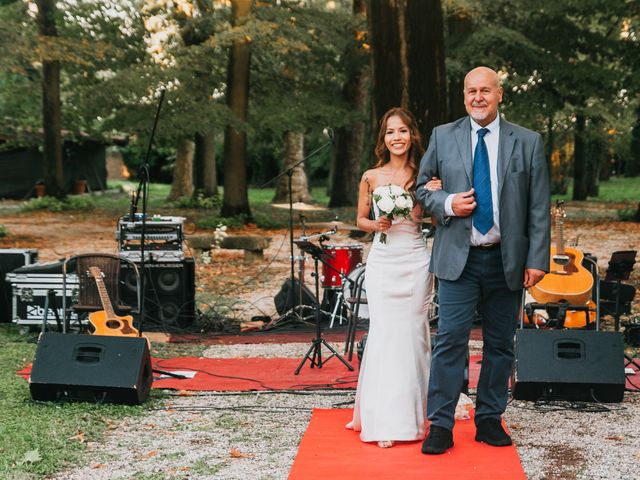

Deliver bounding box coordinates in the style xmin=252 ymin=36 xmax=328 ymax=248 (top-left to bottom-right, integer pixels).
xmin=444 ymin=115 xmax=501 ymax=245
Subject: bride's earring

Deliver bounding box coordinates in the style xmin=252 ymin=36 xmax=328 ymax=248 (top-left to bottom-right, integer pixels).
xmin=377 ymin=440 xmax=394 ymax=448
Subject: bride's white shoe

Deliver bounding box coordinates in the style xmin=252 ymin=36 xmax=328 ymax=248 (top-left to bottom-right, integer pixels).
xmin=377 ymin=440 xmax=394 ymax=448
xmin=345 ymin=421 xmax=354 ymax=430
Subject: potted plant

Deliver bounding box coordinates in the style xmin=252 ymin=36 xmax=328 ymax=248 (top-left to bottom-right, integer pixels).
xmin=72 ymin=179 xmax=88 ymax=195
xmin=34 ymin=180 xmax=46 ymax=198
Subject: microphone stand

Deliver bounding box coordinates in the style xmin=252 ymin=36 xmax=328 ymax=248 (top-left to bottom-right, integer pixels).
xmin=130 ymin=90 xmax=165 ymax=337
xmin=127 ymin=91 xmax=186 ymax=380
xmin=261 ymin=135 xmax=333 ymax=328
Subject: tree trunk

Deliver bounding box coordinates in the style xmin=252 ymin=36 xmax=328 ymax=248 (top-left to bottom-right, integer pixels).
xmin=629 ymin=104 xmax=640 ymax=177
xmin=195 ymin=130 xmax=218 ymax=196
xmin=446 ymin=7 xmax=473 ymax=122
xmin=273 ymin=131 xmax=310 ymax=204
xmin=36 ymin=0 xmax=64 ymax=197
xmin=572 ymin=112 xmax=588 ymax=201
xmin=329 ymin=0 xmax=370 ymax=208
xmin=168 ymin=138 xmax=194 ymax=200
xmin=221 ymin=0 xmax=252 ymax=219
xmin=545 ymin=115 xmax=554 ymax=178
xmin=368 ymin=0 xmax=447 ymax=143
xmin=586 ymin=134 xmax=603 ymax=198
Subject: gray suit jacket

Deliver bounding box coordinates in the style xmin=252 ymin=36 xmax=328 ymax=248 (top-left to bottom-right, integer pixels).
xmin=416 ymin=116 xmax=550 ymax=291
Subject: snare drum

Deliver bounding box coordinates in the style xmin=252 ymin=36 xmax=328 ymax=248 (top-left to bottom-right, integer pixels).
xmin=321 ymin=244 xmax=363 ymax=289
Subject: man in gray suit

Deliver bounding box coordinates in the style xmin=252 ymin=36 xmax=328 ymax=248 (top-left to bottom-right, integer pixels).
xmin=416 ymin=66 xmax=550 ymax=454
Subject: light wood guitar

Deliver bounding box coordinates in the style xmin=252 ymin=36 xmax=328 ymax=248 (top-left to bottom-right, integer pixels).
xmin=529 ymin=202 xmax=593 ymax=305
xmin=87 ymin=266 xmax=139 ymax=337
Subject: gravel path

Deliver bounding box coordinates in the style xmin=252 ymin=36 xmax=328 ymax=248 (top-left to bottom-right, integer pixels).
xmin=46 ymin=339 xmax=640 ymax=480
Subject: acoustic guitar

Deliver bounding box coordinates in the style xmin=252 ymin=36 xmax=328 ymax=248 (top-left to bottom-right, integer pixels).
xmin=87 ymin=266 xmax=139 ymax=337
xmin=528 ymin=202 xmax=593 ymax=305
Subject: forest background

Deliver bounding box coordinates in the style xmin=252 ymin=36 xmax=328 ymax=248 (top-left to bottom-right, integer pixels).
xmin=0 ymin=0 xmax=639 ymax=221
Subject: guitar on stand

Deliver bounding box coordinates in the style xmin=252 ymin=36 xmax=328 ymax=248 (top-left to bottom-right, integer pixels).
xmin=87 ymin=266 xmax=139 ymax=337
xmin=528 ymin=201 xmax=596 ymax=328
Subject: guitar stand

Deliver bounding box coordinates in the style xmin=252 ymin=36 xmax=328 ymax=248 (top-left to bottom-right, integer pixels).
xmin=525 ymin=301 xmax=596 ymax=329
xmin=294 ymin=240 xmax=353 ymax=375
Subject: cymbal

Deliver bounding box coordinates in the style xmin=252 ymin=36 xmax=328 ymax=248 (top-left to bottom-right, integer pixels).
xmin=304 ymin=221 xmax=361 ymax=231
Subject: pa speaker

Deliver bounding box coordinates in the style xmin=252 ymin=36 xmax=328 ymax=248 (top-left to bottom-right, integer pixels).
xmin=274 ymin=278 xmax=316 ymax=315
xmin=0 ymin=249 xmax=38 ymax=322
xmin=29 ymin=332 xmax=152 ymax=405
xmin=512 ymin=329 xmax=625 ymax=403
xmin=121 ymin=259 xmax=196 ymax=330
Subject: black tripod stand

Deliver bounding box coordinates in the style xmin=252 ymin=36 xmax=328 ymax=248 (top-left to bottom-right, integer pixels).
xmin=294 ymin=240 xmax=353 ymax=374
xmin=261 ymin=133 xmax=333 ymax=329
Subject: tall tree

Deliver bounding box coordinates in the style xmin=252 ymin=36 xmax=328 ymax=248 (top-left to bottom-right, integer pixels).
xmin=168 ymin=138 xmax=195 ymax=200
xmin=35 ymin=0 xmax=63 ymax=196
xmin=221 ymin=0 xmax=253 ymax=219
xmin=176 ymin=1 xmax=219 ymax=197
xmin=194 ymin=131 xmax=218 ymax=196
xmin=368 ymin=0 xmax=447 ymax=142
xmin=328 ymin=0 xmax=370 ymax=208
xmin=272 ymin=131 xmax=311 ymax=203
xmin=630 ymin=104 xmax=640 ymax=177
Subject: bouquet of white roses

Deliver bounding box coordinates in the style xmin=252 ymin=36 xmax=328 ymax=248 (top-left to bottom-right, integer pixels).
xmin=372 ymin=184 xmax=414 ymax=243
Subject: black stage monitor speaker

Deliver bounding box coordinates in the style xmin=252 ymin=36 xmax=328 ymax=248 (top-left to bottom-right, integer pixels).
xmin=274 ymin=278 xmax=316 ymax=315
xmin=120 ymin=258 xmax=196 ymax=330
xmin=29 ymin=332 xmax=152 ymax=405
xmin=512 ymin=329 xmax=625 ymax=403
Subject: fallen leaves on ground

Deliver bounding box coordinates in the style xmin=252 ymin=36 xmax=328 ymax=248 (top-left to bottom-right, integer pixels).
xmin=68 ymin=430 xmax=85 ymax=443
xmin=230 ymin=448 xmax=253 ymax=459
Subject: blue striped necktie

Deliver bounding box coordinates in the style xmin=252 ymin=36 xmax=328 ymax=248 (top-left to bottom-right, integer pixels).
xmin=473 ymin=128 xmax=493 ymax=235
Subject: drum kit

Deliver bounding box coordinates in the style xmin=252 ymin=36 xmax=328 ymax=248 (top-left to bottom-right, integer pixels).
xmin=267 ymin=215 xmax=369 ymax=374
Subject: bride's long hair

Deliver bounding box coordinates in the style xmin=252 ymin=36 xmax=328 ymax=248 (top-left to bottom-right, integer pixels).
xmin=373 ymin=107 xmax=424 ymax=192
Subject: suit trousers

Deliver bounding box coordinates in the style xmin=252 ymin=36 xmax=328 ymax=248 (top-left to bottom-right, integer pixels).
xmin=427 ymin=247 xmax=521 ymax=430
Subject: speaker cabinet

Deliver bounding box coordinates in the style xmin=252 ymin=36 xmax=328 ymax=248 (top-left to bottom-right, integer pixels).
xmin=274 ymin=278 xmax=316 ymax=315
xmin=29 ymin=332 xmax=152 ymax=405
xmin=512 ymin=329 xmax=625 ymax=403
xmin=0 ymin=249 xmax=38 ymax=322
xmin=120 ymin=259 xmax=195 ymax=330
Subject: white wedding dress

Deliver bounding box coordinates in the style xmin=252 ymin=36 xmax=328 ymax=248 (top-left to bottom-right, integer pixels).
xmin=348 ymin=195 xmax=434 ymax=442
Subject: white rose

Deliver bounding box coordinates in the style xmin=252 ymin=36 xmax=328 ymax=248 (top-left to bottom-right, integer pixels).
xmin=389 ymin=185 xmax=405 ymax=196
xmin=395 ymin=195 xmax=413 ymax=209
xmin=376 ymin=196 xmax=395 ymax=214
xmin=373 ymin=185 xmax=390 ymax=197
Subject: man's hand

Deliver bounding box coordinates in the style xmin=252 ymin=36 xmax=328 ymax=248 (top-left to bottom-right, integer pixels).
xmin=451 ymin=188 xmax=476 ymax=217
xmin=524 ymin=268 xmax=546 ymax=288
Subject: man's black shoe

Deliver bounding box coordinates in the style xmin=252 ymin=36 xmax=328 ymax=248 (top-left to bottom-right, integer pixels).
xmin=421 ymin=426 xmax=453 ymax=454
xmin=475 ymin=418 xmax=513 ymax=446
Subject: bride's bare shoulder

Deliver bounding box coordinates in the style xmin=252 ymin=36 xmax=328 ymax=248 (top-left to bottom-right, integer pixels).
xmin=361 ymin=168 xmax=381 ymax=188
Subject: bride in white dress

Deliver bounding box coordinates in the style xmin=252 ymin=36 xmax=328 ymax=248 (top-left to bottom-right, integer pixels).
xmin=347 ymin=107 xmax=441 ymax=448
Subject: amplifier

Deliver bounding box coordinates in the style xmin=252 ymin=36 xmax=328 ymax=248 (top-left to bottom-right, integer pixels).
xmin=1 ymin=249 xmax=38 ymax=322
xmin=117 ymin=215 xmax=185 ymax=262
xmin=7 ymin=272 xmax=81 ymax=326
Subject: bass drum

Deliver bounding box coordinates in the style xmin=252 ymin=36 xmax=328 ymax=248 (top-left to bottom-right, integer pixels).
xmin=341 ymin=264 xmax=369 ymax=320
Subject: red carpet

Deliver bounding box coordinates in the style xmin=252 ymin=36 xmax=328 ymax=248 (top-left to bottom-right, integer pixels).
xmin=288 ymin=409 xmax=526 ymax=480
xmin=151 ymin=356 xmax=358 ymax=391
xmin=17 ymin=355 xmax=483 ymax=392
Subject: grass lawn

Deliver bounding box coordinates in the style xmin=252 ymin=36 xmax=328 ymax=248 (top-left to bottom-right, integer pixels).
xmin=551 ymin=176 xmax=640 ymax=203
xmin=0 ymin=324 xmax=203 ymax=479
xmin=0 ymin=325 xmax=151 ymax=478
